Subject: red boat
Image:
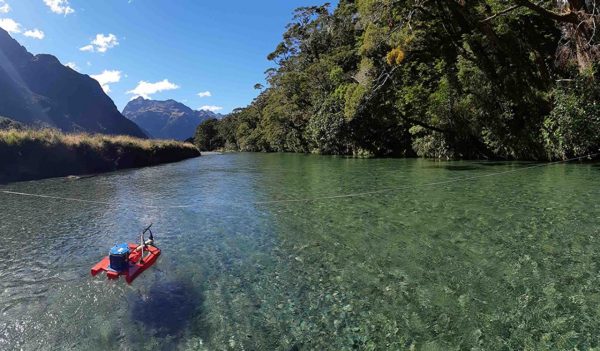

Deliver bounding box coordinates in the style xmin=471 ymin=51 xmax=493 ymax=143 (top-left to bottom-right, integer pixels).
xmin=91 ymin=224 xmax=160 ymax=284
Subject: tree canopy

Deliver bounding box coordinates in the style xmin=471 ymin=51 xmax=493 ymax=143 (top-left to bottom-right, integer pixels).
xmin=197 ymin=0 xmax=600 ymax=160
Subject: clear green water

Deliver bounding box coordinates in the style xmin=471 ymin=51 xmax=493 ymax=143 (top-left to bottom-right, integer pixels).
xmin=0 ymin=153 xmax=599 ymax=350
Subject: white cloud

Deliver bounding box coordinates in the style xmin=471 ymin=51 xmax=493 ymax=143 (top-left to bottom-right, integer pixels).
xmin=0 ymin=1 xmax=10 ymax=14
xmin=23 ymin=28 xmax=44 ymax=39
xmin=79 ymin=44 xmax=94 ymax=52
xmin=0 ymin=19 xmax=45 ymax=40
xmin=127 ymin=79 xmax=179 ymax=99
xmin=197 ymin=91 xmax=212 ymax=98
xmin=90 ymin=70 xmax=122 ymax=93
xmin=199 ymin=105 xmax=223 ymax=112
xmin=80 ymin=33 xmax=118 ymax=53
xmin=92 ymin=33 xmax=118 ymax=52
xmin=65 ymin=62 xmax=78 ymax=71
xmin=43 ymin=0 xmax=74 ymax=15
xmin=0 ymin=18 xmax=20 ymax=33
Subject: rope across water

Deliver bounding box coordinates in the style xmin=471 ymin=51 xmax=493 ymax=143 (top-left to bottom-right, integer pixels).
xmin=0 ymin=190 xmax=194 ymax=208
xmin=1 ymin=152 xmax=598 ymax=208
xmin=255 ymin=153 xmax=599 ymax=204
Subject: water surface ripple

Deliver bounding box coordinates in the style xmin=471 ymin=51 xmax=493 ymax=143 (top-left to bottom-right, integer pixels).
xmin=0 ymin=154 xmax=598 ymax=350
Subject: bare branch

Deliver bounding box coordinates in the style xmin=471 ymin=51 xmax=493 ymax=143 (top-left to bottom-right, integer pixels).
xmin=481 ymin=4 xmax=522 ymax=22
xmin=513 ymin=0 xmax=579 ymax=23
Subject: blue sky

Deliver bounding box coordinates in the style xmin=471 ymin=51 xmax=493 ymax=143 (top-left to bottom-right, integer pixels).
xmin=0 ymin=0 xmax=331 ymax=114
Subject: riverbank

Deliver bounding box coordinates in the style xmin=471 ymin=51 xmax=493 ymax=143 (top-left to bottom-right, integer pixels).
xmin=0 ymin=129 xmax=200 ymax=183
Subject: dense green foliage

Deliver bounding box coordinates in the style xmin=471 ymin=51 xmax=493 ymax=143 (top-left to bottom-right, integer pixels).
xmin=198 ymin=0 xmax=600 ymax=160
xmin=194 ymin=118 xmax=224 ymax=151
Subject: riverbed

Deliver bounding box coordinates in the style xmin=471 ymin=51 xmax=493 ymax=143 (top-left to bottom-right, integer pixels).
xmin=0 ymin=153 xmax=598 ymax=350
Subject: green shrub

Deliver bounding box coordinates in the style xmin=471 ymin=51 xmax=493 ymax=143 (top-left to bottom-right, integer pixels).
xmin=543 ymin=77 xmax=600 ymax=160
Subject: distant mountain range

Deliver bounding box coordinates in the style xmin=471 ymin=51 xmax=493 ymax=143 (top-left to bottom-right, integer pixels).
xmin=122 ymin=97 xmax=219 ymax=140
xmin=0 ymin=116 xmax=23 ymax=130
xmin=0 ymin=28 xmax=146 ymax=138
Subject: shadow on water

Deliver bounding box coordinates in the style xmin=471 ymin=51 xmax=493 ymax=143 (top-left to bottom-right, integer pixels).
xmin=475 ymin=161 xmax=509 ymax=167
xmin=129 ymin=280 xmax=206 ymax=341
xmin=425 ymin=165 xmax=480 ymax=171
xmin=475 ymin=161 xmax=536 ymax=167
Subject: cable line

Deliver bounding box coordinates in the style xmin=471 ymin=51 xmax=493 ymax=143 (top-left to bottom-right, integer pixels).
xmin=0 ymin=190 xmax=193 ymax=209
xmin=1 ymin=152 xmax=598 ymax=208
xmin=254 ymin=152 xmax=599 ymax=204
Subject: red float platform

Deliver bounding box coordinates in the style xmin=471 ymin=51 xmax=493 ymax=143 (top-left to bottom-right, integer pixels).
xmin=91 ymin=243 xmax=160 ymax=284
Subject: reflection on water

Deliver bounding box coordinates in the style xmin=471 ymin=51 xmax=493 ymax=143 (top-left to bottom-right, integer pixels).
xmin=0 ymin=154 xmax=599 ymax=350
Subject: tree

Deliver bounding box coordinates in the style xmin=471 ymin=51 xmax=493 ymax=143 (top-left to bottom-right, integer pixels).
xmin=194 ymin=0 xmax=600 ymax=160
xmin=194 ymin=119 xmax=223 ymax=151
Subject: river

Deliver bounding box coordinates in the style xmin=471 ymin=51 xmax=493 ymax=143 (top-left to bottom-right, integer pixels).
xmin=0 ymin=153 xmax=598 ymax=350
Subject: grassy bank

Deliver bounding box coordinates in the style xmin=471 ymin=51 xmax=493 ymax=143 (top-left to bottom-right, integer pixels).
xmin=0 ymin=129 xmax=200 ymax=183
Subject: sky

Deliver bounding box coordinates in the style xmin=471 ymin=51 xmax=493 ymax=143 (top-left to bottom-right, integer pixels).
xmin=0 ymin=0 xmax=331 ymax=114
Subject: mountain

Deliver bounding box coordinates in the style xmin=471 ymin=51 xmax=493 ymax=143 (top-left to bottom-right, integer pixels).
xmin=122 ymin=97 xmax=218 ymax=140
xmin=0 ymin=28 xmax=146 ymax=138
xmin=0 ymin=116 xmax=24 ymax=130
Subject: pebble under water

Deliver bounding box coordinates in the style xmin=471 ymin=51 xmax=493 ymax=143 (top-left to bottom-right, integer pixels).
xmin=0 ymin=153 xmax=599 ymax=350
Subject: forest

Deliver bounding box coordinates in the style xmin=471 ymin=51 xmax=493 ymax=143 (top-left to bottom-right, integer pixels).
xmin=195 ymin=0 xmax=600 ymax=160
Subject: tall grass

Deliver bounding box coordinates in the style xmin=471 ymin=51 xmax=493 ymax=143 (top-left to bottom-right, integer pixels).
xmin=0 ymin=128 xmax=200 ymax=182
xmin=0 ymin=128 xmax=198 ymax=150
